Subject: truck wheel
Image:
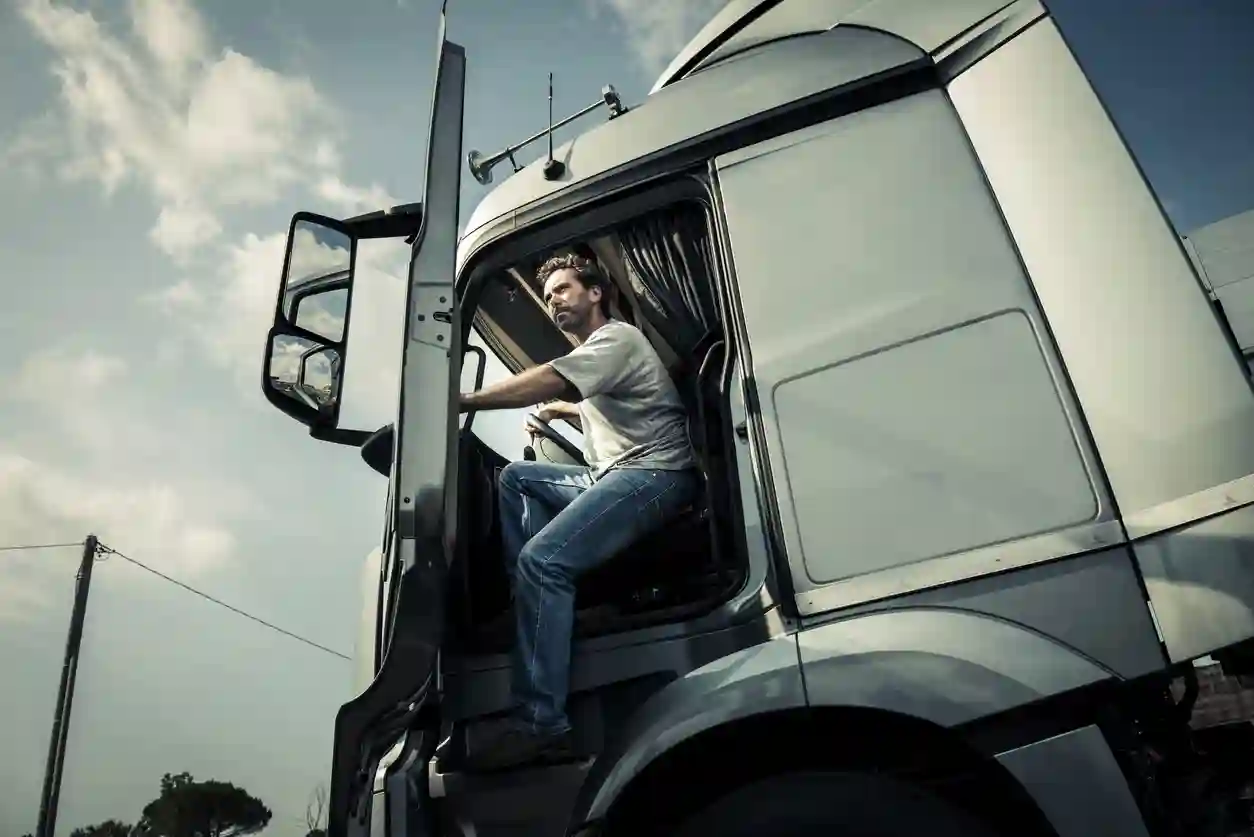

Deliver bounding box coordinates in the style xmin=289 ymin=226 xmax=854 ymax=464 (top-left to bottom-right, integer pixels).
xmin=669 ymin=771 xmax=1005 ymax=837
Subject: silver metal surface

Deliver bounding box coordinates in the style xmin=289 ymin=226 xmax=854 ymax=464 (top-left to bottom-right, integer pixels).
xmin=1136 ymin=502 xmax=1254 ymax=662
xmin=798 ymin=609 xmax=1112 ymax=727
xmin=354 ymin=545 xmax=384 ymax=692
xmin=428 ymin=756 xmax=447 ymax=799
xmin=949 ymin=20 xmax=1254 ymax=525
xmin=394 ymin=36 xmax=465 ymax=541
xmin=372 ymin=734 xmax=409 ymax=793
xmin=845 ymin=0 xmax=1034 ymax=58
xmin=1125 ymin=470 xmax=1254 ymax=541
xmin=649 ymin=0 xmax=770 ymax=94
xmin=696 ymin=0 xmax=872 ymax=71
xmin=1214 ymin=278 xmax=1254 ymax=353
xmin=652 ymin=0 xmax=1028 ymax=93
xmin=726 ymin=363 xmax=777 ymax=618
xmin=827 ymin=546 xmax=1166 ymax=679
xmin=1185 ymin=208 xmax=1254 ymax=291
xmin=458 ymin=27 xmax=924 ymax=258
xmin=795 ymin=520 xmax=1126 ymax=615
xmin=580 ymin=635 xmax=806 ymax=822
xmin=715 ymin=89 xmax=1117 ymax=614
xmin=996 ymin=725 xmax=1152 ymax=837
xmin=930 ymin=0 xmax=1045 ymax=80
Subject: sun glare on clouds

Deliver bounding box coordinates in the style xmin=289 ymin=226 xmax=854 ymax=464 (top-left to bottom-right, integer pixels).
xmin=1 ymin=0 xmax=398 ymax=625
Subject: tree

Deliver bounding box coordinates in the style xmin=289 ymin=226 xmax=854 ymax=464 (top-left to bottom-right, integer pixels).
xmin=69 ymin=821 xmax=135 ymax=837
xmin=304 ymin=783 xmax=328 ymax=837
xmin=138 ymin=772 xmax=272 ymax=837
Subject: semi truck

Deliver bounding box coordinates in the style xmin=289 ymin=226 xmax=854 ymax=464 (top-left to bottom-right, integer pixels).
xmin=259 ymin=1 xmax=1254 ymax=835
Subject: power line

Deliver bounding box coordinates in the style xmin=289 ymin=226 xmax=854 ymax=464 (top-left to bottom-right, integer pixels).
xmin=0 ymin=541 xmax=83 ymax=553
xmin=96 ymin=543 xmax=352 ymax=662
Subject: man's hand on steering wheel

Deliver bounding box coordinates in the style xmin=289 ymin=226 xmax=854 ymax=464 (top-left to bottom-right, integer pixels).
xmin=534 ymin=404 xmax=566 ymax=424
xmin=527 ymin=401 xmax=576 ymax=436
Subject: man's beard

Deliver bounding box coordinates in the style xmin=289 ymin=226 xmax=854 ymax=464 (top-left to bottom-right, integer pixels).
xmin=555 ymin=307 xmax=586 ymax=333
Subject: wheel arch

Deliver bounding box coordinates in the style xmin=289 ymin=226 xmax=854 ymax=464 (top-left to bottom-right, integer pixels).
xmin=570 ymin=607 xmax=1122 ymax=835
xmin=589 ymin=704 xmax=1061 ymax=837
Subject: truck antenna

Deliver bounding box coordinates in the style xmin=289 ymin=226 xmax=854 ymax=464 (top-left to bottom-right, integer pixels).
xmin=543 ymin=73 xmax=566 ymax=181
xmin=466 ymin=80 xmax=629 ymax=186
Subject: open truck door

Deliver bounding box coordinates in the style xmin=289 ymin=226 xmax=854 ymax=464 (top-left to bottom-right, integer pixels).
xmin=259 ymin=13 xmax=467 ymax=837
xmin=328 ymin=19 xmax=466 ymax=837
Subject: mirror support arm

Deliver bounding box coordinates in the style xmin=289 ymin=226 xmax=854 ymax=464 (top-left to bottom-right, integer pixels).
xmin=310 ymin=425 xmax=375 ymax=447
xmin=342 ymin=202 xmax=424 ymax=241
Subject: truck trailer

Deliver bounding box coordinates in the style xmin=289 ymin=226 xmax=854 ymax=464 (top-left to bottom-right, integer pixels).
xmin=259 ymin=1 xmax=1254 ymax=835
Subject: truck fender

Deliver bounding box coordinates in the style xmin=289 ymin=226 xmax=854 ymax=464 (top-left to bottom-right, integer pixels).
xmin=798 ymin=607 xmax=1117 ymax=727
xmin=574 ymin=634 xmax=806 ymax=826
xmin=574 ymin=608 xmax=1116 ymax=828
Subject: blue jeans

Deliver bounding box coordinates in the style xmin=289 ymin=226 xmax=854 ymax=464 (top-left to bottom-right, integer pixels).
xmin=497 ymin=460 xmax=700 ymax=733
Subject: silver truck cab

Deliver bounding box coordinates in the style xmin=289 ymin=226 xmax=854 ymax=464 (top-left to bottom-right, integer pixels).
xmin=261 ymin=2 xmax=1254 ymax=835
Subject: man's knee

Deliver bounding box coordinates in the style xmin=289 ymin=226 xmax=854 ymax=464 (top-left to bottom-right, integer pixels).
xmin=499 ymin=460 xmax=530 ymax=493
xmin=516 ymin=542 xmax=569 ymax=585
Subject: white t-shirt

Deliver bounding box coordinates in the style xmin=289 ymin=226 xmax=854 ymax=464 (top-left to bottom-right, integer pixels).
xmin=547 ymin=321 xmax=696 ymax=477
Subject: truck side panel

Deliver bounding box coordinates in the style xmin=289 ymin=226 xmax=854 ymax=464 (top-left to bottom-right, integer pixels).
xmin=714 ymin=81 xmax=1122 ymax=615
xmin=831 ymin=544 xmax=1165 ymax=680
xmin=996 ymin=725 xmax=1152 ymax=837
xmin=951 ymin=20 xmax=1254 ymax=661
xmin=1184 ymin=209 xmax=1254 ymax=371
xmin=797 ymin=609 xmax=1111 ymax=727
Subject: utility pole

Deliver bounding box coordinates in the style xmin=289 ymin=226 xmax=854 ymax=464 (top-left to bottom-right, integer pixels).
xmin=36 ymin=534 xmax=99 ymax=837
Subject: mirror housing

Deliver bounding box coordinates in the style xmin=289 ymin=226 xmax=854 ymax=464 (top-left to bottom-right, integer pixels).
xmin=262 ymin=212 xmax=357 ymax=438
xmin=260 ymin=205 xmax=425 ymax=447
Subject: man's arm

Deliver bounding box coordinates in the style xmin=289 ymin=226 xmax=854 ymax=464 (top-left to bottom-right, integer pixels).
xmin=536 ymin=400 xmax=583 ymax=431
xmin=459 ymin=364 xmax=573 ymax=413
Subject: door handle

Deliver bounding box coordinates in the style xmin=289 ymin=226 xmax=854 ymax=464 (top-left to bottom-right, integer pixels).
xmin=734 ymin=421 xmax=749 ymax=442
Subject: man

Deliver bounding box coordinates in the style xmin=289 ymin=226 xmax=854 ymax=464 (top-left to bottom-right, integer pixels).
xmin=457 ymin=252 xmax=699 ymax=771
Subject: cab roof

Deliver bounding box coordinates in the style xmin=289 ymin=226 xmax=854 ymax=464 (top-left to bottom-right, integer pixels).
xmin=457 ymin=0 xmax=1040 ymax=270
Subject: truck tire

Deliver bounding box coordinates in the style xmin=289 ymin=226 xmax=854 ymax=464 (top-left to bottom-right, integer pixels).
xmin=669 ymin=771 xmax=1006 ymax=837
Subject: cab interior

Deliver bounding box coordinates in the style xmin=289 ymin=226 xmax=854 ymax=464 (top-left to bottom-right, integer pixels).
xmin=448 ymin=199 xmax=749 ymax=652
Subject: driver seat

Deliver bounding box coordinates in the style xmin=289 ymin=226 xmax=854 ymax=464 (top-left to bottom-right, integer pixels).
xmin=572 ymin=333 xmax=726 ymax=613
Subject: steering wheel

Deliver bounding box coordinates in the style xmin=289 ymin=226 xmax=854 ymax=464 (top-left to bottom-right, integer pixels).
xmin=525 ymin=413 xmax=587 ymax=466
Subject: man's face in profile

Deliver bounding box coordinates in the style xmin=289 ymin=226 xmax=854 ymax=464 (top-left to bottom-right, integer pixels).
xmin=543 ymin=268 xmax=601 ymax=334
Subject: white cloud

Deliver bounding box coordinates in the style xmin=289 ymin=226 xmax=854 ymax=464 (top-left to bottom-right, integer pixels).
xmin=11 ymin=349 xmax=135 ymax=453
xmin=11 ymin=0 xmax=406 ymax=409
xmin=150 ymin=229 xmax=408 ymax=429
xmin=1 ymin=348 xmax=240 ymax=624
xmin=11 ymin=0 xmax=396 ymax=263
xmin=127 ymin=0 xmax=210 ymax=91
xmin=316 ymin=174 xmax=401 ymax=217
xmin=14 ymin=348 xmax=128 ymax=395
xmin=0 ymin=452 xmax=236 ymax=624
xmin=1 ymin=2 xmax=409 ymax=620
xmin=586 ymin=0 xmax=729 ymax=75
xmin=151 ymin=202 xmax=223 ymax=261
xmin=0 ymin=454 xmax=235 ymax=575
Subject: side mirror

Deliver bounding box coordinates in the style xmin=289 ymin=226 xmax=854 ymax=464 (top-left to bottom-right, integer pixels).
xmin=262 ymin=213 xmax=357 ymax=436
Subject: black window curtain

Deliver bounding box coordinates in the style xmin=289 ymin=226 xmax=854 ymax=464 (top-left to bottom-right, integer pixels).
xmin=618 ymin=204 xmax=722 ymax=361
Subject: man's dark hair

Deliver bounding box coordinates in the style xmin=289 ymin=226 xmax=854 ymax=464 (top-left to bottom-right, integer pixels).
xmin=535 ymin=252 xmax=612 ymax=316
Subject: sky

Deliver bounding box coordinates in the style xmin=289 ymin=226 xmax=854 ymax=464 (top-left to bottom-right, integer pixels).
xmin=0 ymin=1 xmax=1251 ymax=835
